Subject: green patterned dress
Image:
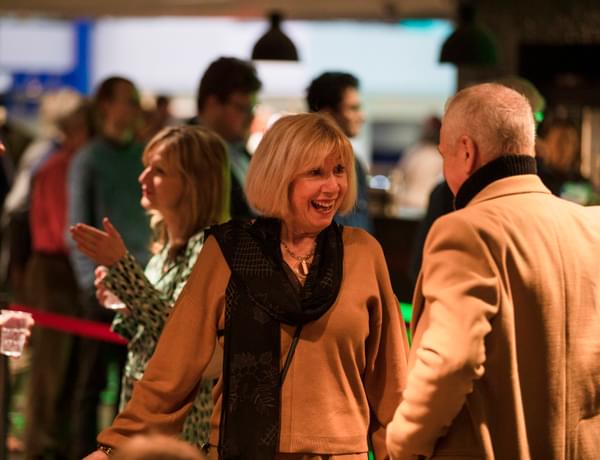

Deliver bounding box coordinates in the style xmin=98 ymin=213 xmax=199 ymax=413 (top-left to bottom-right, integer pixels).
xmin=103 ymin=231 xmax=213 ymax=446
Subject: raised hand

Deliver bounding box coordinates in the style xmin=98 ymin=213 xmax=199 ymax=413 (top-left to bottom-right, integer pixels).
xmin=70 ymin=217 xmax=128 ymax=266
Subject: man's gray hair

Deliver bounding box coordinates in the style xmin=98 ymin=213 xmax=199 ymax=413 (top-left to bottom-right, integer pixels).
xmin=445 ymin=83 xmax=536 ymax=160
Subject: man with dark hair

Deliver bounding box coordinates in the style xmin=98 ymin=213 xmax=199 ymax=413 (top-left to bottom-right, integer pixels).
xmin=192 ymin=57 xmax=262 ymax=220
xmin=306 ymin=72 xmax=372 ymax=232
xmin=307 ymin=73 xmax=357 ymax=114
xmin=67 ymin=75 xmax=150 ymax=458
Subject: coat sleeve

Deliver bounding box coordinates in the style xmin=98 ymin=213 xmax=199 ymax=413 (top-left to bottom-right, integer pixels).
xmin=386 ymin=214 xmax=499 ymax=460
xmin=363 ymin=236 xmax=410 ymax=460
xmin=97 ymin=236 xmax=228 ymax=448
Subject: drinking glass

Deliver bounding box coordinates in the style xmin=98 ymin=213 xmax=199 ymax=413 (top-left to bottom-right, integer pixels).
xmin=0 ymin=310 xmax=33 ymax=358
xmin=103 ymin=291 xmax=127 ymax=311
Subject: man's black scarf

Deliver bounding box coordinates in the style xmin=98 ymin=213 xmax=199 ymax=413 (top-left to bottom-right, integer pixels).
xmin=208 ymin=217 xmax=344 ymax=460
xmin=454 ymin=154 xmax=537 ymax=210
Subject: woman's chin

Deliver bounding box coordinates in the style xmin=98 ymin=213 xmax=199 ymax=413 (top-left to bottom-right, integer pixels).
xmin=140 ymin=197 xmax=152 ymax=210
xmin=313 ymin=208 xmax=337 ymax=224
xmin=307 ymin=215 xmax=336 ymax=232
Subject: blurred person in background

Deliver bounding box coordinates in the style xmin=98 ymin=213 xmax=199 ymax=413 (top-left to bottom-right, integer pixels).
xmin=536 ymin=119 xmax=594 ymax=204
xmin=391 ymin=115 xmax=443 ymax=211
xmin=67 ymin=76 xmax=150 ymax=459
xmin=86 ymin=113 xmax=408 ymax=460
xmin=0 ymin=88 xmax=83 ymax=456
xmin=138 ymin=94 xmax=176 ymax=142
xmin=22 ymin=98 xmax=93 ymax=460
xmin=0 ymin=89 xmax=80 ymax=303
xmin=190 ymin=57 xmax=262 ymax=220
xmin=538 ymin=119 xmax=581 ymax=188
xmin=71 ymin=126 xmax=229 ymax=448
xmin=0 ymin=95 xmax=33 ymax=212
xmin=306 ymin=71 xmax=373 ymax=233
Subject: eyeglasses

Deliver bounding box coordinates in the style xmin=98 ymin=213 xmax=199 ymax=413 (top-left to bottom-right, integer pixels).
xmin=345 ymin=103 xmax=362 ymax=112
xmin=226 ymin=99 xmax=256 ymax=116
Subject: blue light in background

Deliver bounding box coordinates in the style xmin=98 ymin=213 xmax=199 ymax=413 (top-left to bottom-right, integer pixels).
xmin=398 ymin=19 xmax=440 ymax=29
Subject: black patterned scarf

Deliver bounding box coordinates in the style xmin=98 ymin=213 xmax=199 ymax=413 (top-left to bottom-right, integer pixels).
xmin=208 ymin=217 xmax=344 ymax=460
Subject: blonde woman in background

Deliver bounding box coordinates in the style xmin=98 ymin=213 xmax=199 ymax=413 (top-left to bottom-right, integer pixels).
xmin=71 ymin=126 xmax=229 ymax=446
xmin=542 ymin=120 xmax=580 ymax=175
xmin=536 ymin=119 xmax=592 ymax=202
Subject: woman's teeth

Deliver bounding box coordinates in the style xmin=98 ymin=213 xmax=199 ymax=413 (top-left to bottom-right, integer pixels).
xmin=311 ymin=200 xmax=335 ymax=212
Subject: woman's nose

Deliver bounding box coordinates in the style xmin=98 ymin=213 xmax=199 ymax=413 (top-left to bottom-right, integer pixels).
xmin=138 ymin=167 xmax=150 ymax=184
xmin=321 ymin=174 xmax=339 ymax=193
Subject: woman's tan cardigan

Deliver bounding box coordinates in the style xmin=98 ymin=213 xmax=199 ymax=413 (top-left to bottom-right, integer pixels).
xmin=98 ymin=227 xmax=409 ymax=459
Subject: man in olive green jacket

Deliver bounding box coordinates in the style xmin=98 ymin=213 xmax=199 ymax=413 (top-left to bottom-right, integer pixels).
xmin=387 ymin=83 xmax=600 ymax=459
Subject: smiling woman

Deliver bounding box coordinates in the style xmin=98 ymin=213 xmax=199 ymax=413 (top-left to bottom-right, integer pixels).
xmin=245 ymin=114 xmax=355 ymax=283
xmin=245 ymin=113 xmax=356 ymax=267
xmin=88 ymin=113 xmax=409 ymax=460
xmin=286 ymin=154 xmax=349 ymax=246
xmin=71 ymin=126 xmax=230 ymax=449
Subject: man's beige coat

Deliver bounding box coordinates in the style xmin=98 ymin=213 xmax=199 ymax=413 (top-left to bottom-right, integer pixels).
xmin=387 ymin=174 xmax=600 ymax=459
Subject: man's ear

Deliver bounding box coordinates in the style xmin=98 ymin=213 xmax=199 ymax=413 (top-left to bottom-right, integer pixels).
xmin=459 ymin=135 xmax=479 ymax=175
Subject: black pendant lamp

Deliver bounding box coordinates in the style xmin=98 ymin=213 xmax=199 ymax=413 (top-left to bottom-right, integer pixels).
xmin=252 ymin=11 xmax=299 ymax=61
xmin=439 ymin=2 xmax=497 ymax=66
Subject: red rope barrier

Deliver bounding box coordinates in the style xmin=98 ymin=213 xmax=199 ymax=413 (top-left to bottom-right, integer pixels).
xmin=6 ymin=304 xmax=127 ymax=345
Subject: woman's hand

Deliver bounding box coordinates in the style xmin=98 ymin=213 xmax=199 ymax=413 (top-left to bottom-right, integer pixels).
xmin=70 ymin=217 xmax=127 ymax=266
xmin=94 ymin=266 xmax=110 ymax=306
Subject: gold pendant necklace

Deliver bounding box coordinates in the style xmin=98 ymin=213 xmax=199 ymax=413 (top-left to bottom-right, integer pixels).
xmin=281 ymin=240 xmax=315 ymax=277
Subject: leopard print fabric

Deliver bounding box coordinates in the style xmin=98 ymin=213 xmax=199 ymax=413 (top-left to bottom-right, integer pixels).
xmin=104 ymin=231 xmax=213 ymax=447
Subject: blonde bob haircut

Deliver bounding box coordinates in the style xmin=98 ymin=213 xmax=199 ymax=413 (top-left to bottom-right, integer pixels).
xmin=143 ymin=126 xmax=230 ymax=251
xmin=245 ymin=113 xmax=357 ymax=219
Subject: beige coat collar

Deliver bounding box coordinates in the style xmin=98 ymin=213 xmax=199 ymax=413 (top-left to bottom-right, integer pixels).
xmin=467 ymin=173 xmax=551 ymax=207
xmin=410 ymin=173 xmax=550 ymax=331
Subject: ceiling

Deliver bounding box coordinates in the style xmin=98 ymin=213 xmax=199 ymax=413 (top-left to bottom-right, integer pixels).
xmin=0 ymin=0 xmax=456 ymax=21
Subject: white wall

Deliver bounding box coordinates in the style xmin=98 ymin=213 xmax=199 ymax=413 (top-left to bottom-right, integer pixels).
xmin=91 ymin=17 xmax=455 ymax=101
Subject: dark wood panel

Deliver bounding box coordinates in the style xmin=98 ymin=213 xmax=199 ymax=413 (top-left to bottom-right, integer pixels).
xmin=373 ymin=216 xmax=420 ymax=303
